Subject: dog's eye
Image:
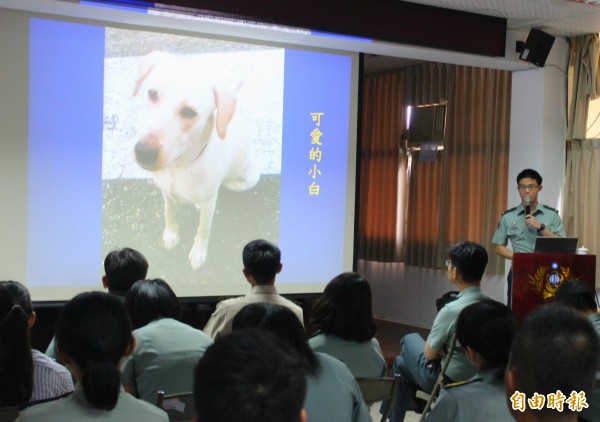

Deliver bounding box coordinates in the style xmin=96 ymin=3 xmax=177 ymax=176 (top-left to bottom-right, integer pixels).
xmin=148 ymin=89 xmax=158 ymax=102
xmin=180 ymin=106 xmax=198 ymax=120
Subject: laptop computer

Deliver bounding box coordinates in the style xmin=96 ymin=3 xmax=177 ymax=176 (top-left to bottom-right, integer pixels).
xmin=533 ymin=237 xmax=578 ymax=254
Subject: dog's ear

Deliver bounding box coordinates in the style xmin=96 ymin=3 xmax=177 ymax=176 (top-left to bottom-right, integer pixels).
xmin=213 ymin=83 xmax=241 ymax=140
xmin=133 ymin=51 xmax=170 ymax=96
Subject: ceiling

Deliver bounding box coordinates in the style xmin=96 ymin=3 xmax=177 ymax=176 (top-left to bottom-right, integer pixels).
xmin=2 ymin=0 xmax=596 ymax=73
xmin=402 ymin=0 xmax=600 ymax=37
xmin=365 ymin=0 xmax=600 ymax=73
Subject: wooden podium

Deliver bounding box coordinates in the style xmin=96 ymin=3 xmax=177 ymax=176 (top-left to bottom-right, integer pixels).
xmin=512 ymin=253 xmax=596 ymax=322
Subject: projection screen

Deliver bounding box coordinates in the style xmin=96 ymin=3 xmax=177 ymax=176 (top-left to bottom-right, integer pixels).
xmin=0 ymin=0 xmax=360 ymax=301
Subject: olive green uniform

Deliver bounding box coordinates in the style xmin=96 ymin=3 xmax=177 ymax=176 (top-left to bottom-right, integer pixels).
xmin=492 ymin=202 xmax=565 ymax=305
xmin=492 ymin=202 xmax=565 ymax=253
xmin=424 ymin=369 xmax=513 ymax=422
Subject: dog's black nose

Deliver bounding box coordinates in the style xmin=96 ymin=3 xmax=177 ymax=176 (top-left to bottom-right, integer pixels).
xmin=134 ymin=142 xmax=160 ymax=169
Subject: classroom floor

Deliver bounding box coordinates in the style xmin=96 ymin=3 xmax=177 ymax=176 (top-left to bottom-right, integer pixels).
xmin=369 ymin=405 xmax=422 ymax=422
xmin=371 ymin=319 xmax=431 ymax=422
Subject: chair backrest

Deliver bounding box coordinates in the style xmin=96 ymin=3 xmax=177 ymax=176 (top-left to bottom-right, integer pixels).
xmin=156 ymin=390 xmax=196 ymax=422
xmin=0 ymin=406 xmax=19 ymax=422
xmin=356 ymin=375 xmax=401 ymax=422
xmin=419 ymin=332 xmax=458 ymax=421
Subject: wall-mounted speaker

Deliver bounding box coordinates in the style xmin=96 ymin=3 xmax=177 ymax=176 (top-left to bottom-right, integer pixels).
xmin=519 ymin=28 xmax=555 ymax=67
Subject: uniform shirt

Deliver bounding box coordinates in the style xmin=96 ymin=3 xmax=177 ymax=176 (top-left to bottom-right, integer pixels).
xmin=202 ymin=285 xmax=304 ymax=339
xmin=424 ymin=368 xmax=513 ymax=422
xmin=492 ymin=202 xmax=565 ymax=253
xmin=44 ymin=338 xmax=57 ymax=360
xmin=121 ymin=318 xmax=213 ymax=403
xmin=427 ymin=286 xmax=492 ymax=382
xmin=16 ymin=383 xmax=168 ymax=422
xmin=304 ymin=352 xmax=371 ymax=422
xmin=589 ymin=312 xmax=600 ymax=335
xmin=30 ymin=350 xmax=74 ymax=403
xmin=309 ymin=333 xmax=387 ymax=378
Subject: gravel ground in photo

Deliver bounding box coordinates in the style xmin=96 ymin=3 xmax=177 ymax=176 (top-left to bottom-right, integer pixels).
xmin=102 ymin=174 xmax=280 ymax=292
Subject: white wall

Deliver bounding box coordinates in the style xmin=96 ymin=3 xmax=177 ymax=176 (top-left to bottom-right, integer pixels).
xmin=366 ymin=33 xmax=570 ymax=327
xmin=509 ymin=37 xmax=568 ymax=212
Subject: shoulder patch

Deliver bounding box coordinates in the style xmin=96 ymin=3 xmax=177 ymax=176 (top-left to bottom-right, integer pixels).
xmin=444 ymin=377 xmax=481 ymax=389
xmin=501 ymin=206 xmax=517 ymax=216
xmin=542 ymin=205 xmax=559 ymax=213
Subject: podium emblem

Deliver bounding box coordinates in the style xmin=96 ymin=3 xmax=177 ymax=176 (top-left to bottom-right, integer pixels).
xmin=529 ymin=265 xmax=572 ymax=299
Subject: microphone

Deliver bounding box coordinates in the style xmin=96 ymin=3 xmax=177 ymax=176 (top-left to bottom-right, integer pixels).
xmin=524 ymin=195 xmax=531 ymax=216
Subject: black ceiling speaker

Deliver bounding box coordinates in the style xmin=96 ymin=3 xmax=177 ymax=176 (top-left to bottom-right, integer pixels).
xmin=519 ymin=28 xmax=555 ymax=67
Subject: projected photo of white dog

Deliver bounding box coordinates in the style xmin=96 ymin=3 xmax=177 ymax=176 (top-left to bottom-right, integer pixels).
xmin=132 ymin=51 xmax=260 ymax=269
xmin=102 ymin=29 xmax=283 ymax=285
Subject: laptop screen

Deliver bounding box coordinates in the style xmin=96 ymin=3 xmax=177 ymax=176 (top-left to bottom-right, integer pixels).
xmin=533 ymin=237 xmax=578 ymax=254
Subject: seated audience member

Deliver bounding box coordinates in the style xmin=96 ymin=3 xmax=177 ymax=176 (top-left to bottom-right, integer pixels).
xmin=555 ymin=279 xmax=600 ymax=332
xmin=232 ymin=303 xmax=371 ymax=422
xmin=203 ymin=239 xmax=304 ymax=339
xmin=17 ymin=292 xmax=167 ymax=421
xmin=389 ymin=241 xmax=493 ymax=422
xmin=46 ymin=247 xmax=148 ymax=358
xmin=554 ymin=279 xmax=600 ymax=422
xmin=506 ymin=304 xmax=600 ymax=422
xmin=101 ymin=247 xmax=149 ymax=298
xmin=122 ymin=279 xmax=213 ymax=403
xmin=0 ymin=281 xmax=73 ymax=407
xmin=309 ymin=272 xmax=387 ymax=378
xmin=424 ymin=299 xmax=516 ymax=421
xmin=193 ymin=329 xmax=307 ymax=422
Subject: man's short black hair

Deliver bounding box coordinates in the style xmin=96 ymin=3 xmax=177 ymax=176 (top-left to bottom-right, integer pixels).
xmin=516 ymin=169 xmax=542 ymax=186
xmin=232 ymin=303 xmax=321 ymax=375
xmin=242 ymin=239 xmax=281 ymax=284
xmin=456 ymin=299 xmax=516 ymax=371
xmin=194 ymin=329 xmax=306 ymax=422
xmin=508 ymin=304 xmax=600 ymax=418
xmin=103 ymin=247 xmax=148 ymax=294
xmin=554 ymin=279 xmax=598 ymax=313
xmin=447 ymin=241 xmax=488 ymax=282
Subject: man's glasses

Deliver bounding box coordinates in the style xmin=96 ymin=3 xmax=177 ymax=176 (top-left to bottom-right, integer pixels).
xmin=445 ymin=259 xmax=453 ymax=268
xmin=518 ymin=184 xmax=539 ymax=192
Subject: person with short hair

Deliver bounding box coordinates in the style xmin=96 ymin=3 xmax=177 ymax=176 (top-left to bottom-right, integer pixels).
xmin=102 ymin=247 xmax=149 ymax=297
xmin=555 ymin=279 xmax=600 ymax=331
xmin=46 ymin=247 xmax=149 ymax=359
xmin=424 ymin=299 xmax=516 ymax=421
xmin=389 ymin=241 xmax=494 ymax=422
xmin=492 ymin=169 xmax=565 ymax=305
xmin=505 ymin=304 xmax=600 ymax=422
xmin=232 ymin=303 xmax=370 ymax=422
xmin=17 ymin=292 xmax=167 ymax=421
xmin=309 ymin=272 xmax=387 ymax=378
xmin=193 ymin=329 xmax=307 ymax=422
xmin=0 ymin=281 xmax=73 ymax=407
xmin=121 ymin=279 xmax=213 ymax=403
xmin=202 ymin=239 xmax=303 ymax=339
xmin=554 ymin=279 xmax=600 ymax=422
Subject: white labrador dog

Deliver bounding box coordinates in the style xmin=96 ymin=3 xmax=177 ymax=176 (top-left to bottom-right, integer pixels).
xmin=132 ymin=51 xmax=259 ymax=269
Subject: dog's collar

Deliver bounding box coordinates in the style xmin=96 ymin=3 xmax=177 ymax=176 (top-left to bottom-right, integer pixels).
xmin=174 ymin=116 xmax=214 ymax=166
xmin=175 ymin=140 xmax=209 ymax=167
xmin=191 ymin=141 xmax=209 ymax=162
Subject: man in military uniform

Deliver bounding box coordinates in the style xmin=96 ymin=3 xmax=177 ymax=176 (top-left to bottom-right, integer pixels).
xmin=505 ymin=304 xmax=599 ymax=422
xmin=424 ymin=300 xmax=516 ymax=422
xmin=492 ymin=169 xmax=565 ymax=305
xmin=388 ymin=242 xmax=492 ymax=422
xmin=554 ymin=280 xmax=600 ymax=422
